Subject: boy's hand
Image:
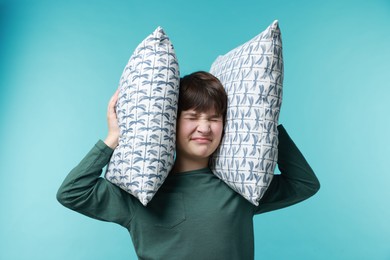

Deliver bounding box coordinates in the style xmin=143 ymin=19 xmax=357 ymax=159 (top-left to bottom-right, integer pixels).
xmin=104 ymin=89 xmax=120 ymax=149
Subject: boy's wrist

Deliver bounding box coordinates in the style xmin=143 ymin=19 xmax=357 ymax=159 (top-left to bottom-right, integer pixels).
xmin=104 ymin=136 xmax=118 ymax=149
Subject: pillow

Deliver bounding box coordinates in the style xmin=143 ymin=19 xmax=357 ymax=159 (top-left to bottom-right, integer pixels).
xmin=105 ymin=27 xmax=179 ymax=206
xmin=209 ymin=20 xmax=283 ymax=206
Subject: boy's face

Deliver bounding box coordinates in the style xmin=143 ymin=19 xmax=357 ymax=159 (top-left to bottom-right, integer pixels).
xmin=176 ymin=108 xmax=224 ymax=163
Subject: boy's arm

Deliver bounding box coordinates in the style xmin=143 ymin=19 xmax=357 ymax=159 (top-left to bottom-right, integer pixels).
xmin=56 ymin=140 xmax=136 ymax=227
xmin=254 ymin=125 xmax=320 ymax=214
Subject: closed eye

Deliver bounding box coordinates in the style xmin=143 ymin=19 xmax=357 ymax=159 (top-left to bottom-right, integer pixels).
xmin=209 ymin=115 xmax=222 ymax=122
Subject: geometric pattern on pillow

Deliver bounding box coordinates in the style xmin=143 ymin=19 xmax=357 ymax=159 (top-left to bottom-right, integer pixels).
xmin=105 ymin=27 xmax=180 ymax=206
xmin=209 ymin=20 xmax=283 ymax=206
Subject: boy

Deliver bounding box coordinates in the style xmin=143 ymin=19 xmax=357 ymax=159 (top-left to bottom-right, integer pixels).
xmin=57 ymin=71 xmax=320 ymax=259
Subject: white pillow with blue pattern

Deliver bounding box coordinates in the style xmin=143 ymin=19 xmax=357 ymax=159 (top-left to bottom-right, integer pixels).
xmin=210 ymin=20 xmax=283 ymax=206
xmin=105 ymin=27 xmax=179 ymax=206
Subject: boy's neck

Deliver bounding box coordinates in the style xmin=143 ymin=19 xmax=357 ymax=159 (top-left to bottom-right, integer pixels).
xmin=171 ymin=156 xmax=209 ymax=174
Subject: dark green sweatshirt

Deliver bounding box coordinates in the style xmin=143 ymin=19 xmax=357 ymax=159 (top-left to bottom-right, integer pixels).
xmin=57 ymin=125 xmax=320 ymax=260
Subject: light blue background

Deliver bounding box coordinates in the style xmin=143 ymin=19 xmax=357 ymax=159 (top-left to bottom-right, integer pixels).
xmin=1 ymin=0 xmax=389 ymax=259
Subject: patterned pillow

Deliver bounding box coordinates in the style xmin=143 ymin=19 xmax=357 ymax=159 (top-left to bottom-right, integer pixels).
xmin=105 ymin=27 xmax=179 ymax=206
xmin=209 ymin=20 xmax=283 ymax=206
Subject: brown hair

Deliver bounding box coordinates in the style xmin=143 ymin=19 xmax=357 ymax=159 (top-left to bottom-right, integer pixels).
xmin=178 ymin=71 xmax=227 ymax=123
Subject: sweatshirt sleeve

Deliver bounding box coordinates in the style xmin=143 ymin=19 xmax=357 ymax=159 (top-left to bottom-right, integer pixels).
xmin=254 ymin=125 xmax=320 ymax=214
xmin=56 ymin=140 xmax=136 ymax=227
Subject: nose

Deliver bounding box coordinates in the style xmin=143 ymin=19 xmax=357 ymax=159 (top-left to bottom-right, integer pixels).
xmin=197 ymin=120 xmax=211 ymax=133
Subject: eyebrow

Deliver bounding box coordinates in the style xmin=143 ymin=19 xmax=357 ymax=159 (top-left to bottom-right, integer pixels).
xmin=182 ymin=112 xmax=198 ymax=117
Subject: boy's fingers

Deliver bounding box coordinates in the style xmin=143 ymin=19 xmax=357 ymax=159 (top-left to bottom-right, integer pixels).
xmin=108 ymin=89 xmax=120 ymax=112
